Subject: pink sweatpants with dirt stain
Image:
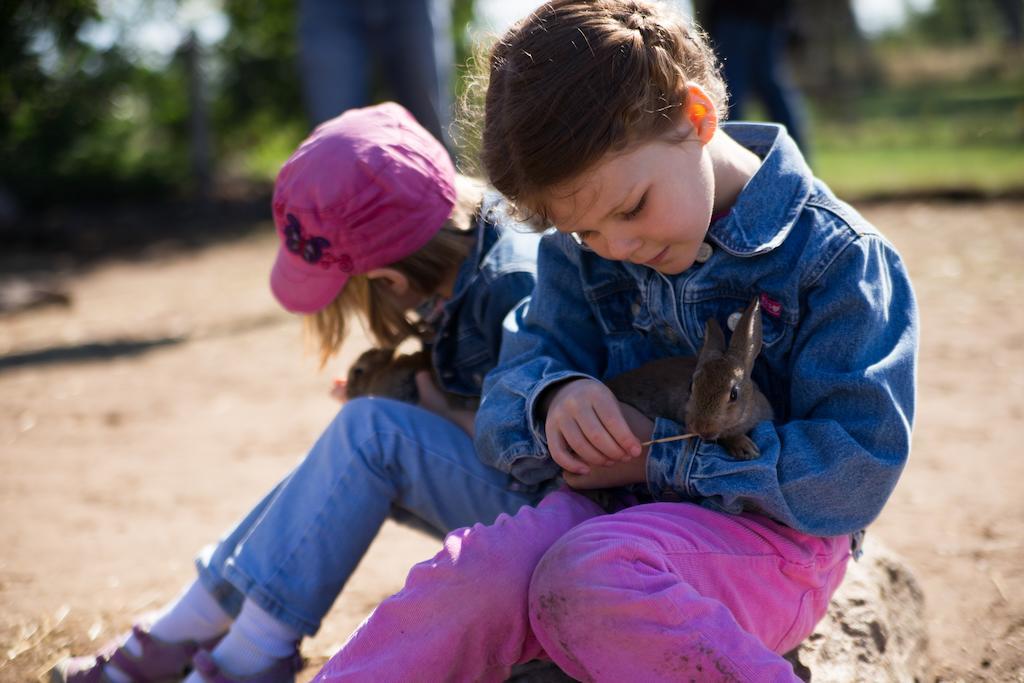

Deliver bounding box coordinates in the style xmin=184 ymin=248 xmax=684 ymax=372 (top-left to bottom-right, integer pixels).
xmin=313 ymin=490 xmax=850 ymax=682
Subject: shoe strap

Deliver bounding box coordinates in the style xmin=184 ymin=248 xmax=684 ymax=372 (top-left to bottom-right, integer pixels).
xmin=107 ymin=627 xmax=197 ymax=682
xmin=190 ymin=650 xmax=219 ymax=682
xmin=190 ymin=647 xmax=304 ymax=682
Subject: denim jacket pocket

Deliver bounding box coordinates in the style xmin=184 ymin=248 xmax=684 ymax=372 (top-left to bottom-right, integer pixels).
xmin=584 ymin=278 xmax=640 ymax=335
xmin=684 ymin=293 xmax=792 ymax=351
xmin=585 ymin=279 xmax=655 ymax=378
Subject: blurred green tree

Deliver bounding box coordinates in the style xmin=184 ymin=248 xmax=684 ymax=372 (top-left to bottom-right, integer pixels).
xmin=0 ymin=0 xmax=196 ymax=208
xmin=212 ymin=0 xmax=302 ymax=160
xmin=905 ymin=0 xmax=1014 ymax=44
xmin=3 ymin=0 xmax=479 ymax=211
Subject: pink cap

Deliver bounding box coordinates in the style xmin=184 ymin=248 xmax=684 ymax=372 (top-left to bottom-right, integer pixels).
xmin=270 ymin=102 xmax=456 ymax=314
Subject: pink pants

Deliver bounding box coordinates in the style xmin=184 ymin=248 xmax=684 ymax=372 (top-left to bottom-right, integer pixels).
xmin=314 ymin=490 xmax=849 ymax=682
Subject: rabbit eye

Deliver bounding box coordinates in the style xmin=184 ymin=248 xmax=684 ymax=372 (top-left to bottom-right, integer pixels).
xmin=352 ymin=367 xmax=365 ymax=377
xmin=729 ymin=386 xmax=739 ymax=402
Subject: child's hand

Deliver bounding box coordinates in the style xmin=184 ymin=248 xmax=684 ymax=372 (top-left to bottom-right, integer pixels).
xmin=563 ymin=452 xmax=648 ymax=489
xmin=414 ymin=370 xmax=476 ymax=437
xmin=544 ymin=379 xmax=649 ymax=475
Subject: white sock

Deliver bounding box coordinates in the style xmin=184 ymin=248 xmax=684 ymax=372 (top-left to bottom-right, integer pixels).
xmin=122 ymin=579 xmax=232 ymax=659
xmin=183 ymin=599 xmax=300 ymax=681
xmin=107 ymin=580 xmax=231 ymax=683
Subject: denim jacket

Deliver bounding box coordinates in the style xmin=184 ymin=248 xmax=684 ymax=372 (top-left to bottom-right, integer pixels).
xmin=431 ymin=192 xmax=542 ymax=397
xmin=475 ymin=123 xmax=918 ymax=538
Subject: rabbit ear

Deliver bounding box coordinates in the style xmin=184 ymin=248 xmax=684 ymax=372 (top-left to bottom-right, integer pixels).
xmin=727 ymin=297 xmax=763 ymax=373
xmin=699 ymin=316 xmax=727 ymax=363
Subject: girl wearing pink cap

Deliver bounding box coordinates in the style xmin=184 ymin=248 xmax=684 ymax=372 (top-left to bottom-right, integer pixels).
xmin=53 ymin=103 xmax=547 ymax=683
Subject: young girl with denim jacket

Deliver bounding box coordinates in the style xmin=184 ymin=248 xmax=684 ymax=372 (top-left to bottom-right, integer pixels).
xmin=313 ymin=2 xmax=918 ymax=681
xmin=53 ymin=103 xmax=546 ymax=683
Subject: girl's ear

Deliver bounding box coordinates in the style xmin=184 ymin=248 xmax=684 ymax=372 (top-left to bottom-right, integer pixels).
xmin=365 ymin=267 xmax=410 ymax=296
xmin=685 ymin=84 xmax=718 ymax=144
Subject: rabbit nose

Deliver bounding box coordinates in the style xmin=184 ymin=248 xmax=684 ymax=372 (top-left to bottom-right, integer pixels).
xmin=691 ymin=424 xmax=719 ymax=440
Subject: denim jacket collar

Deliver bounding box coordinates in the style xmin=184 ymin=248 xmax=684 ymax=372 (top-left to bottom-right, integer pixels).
xmin=706 ymin=122 xmax=814 ymax=257
xmin=446 ymin=192 xmax=502 ymax=309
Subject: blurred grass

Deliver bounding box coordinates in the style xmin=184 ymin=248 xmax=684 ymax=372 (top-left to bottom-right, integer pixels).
xmin=806 ymin=44 xmax=1024 ymax=199
xmin=814 ymin=145 xmax=1022 ymax=198
xmin=232 ymin=118 xmax=310 ymax=181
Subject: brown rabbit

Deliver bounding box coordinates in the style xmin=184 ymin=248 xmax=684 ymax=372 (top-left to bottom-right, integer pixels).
xmin=606 ymin=297 xmax=773 ymax=460
xmin=344 ymin=348 xmax=431 ymax=403
xmin=344 ymin=347 xmax=479 ymax=410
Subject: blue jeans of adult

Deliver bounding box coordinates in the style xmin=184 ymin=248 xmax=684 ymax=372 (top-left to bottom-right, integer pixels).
xmin=297 ymin=0 xmax=453 ymax=147
xmin=712 ymin=16 xmax=810 ymax=157
xmin=195 ymin=398 xmax=543 ymax=635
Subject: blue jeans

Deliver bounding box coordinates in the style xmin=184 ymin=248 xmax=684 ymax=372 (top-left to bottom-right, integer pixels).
xmin=195 ymin=398 xmax=543 ymax=635
xmin=712 ymin=17 xmax=809 ymax=157
xmin=297 ymin=0 xmax=453 ymax=147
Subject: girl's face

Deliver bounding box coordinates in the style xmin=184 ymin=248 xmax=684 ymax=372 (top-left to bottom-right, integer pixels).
xmin=541 ymin=125 xmax=715 ymax=275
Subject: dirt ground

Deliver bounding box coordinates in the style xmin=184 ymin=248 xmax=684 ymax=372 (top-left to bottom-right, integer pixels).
xmin=1 ymin=199 xmax=1022 ymax=682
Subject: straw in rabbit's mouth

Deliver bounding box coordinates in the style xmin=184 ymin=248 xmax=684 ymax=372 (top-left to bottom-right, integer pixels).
xmin=641 ymin=432 xmax=697 ymax=446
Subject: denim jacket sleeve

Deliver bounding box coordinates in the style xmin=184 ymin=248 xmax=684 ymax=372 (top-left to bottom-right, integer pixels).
xmin=646 ymin=234 xmax=918 ymax=537
xmin=475 ymin=234 xmax=604 ymax=484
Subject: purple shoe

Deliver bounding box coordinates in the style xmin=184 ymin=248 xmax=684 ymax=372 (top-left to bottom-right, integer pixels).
xmin=190 ymin=649 xmax=304 ymax=683
xmin=50 ymin=622 xmax=223 ymax=683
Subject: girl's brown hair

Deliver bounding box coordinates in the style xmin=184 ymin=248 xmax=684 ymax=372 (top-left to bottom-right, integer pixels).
xmin=304 ymin=174 xmax=485 ymax=366
xmin=480 ymin=0 xmax=726 ymax=223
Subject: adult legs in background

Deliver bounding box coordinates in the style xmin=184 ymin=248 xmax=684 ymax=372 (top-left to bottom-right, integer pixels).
xmin=712 ymin=16 xmax=810 ymax=157
xmin=297 ymin=0 xmax=369 ymax=126
xmin=749 ymin=21 xmax=809 ymax=156
xmin=379 ymin=0 xmax=453 ymax=148
xmin=296 ymin=0 xmax=453 ymax=149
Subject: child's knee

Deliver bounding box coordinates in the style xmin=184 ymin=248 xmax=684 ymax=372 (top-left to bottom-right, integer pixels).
xmin=333 ymin=396 xmax=382 ymax=429
xmin=528 ymin=518 xmax=668 ymax=624
xmin=405 ymin=521 xmax=540 ymax=611
xmin=413 ymin=499 xmax=597 ymax=609
xmin=326 ymin=397 xmax=407 ymax=447
xmin=303 ymin=398 xmax=399 ymax=476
